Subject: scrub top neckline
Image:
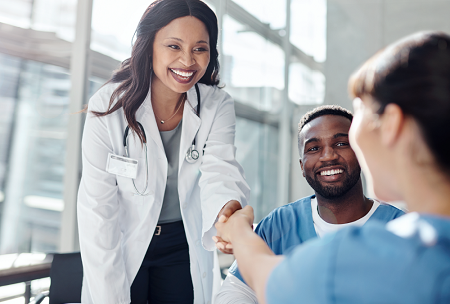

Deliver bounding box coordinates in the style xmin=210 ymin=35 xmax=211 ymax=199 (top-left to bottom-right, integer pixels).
xmin=312 ymin=197 xmax=380 ymax=238
xmin=312 ymin=197 xmax=380 ymax=226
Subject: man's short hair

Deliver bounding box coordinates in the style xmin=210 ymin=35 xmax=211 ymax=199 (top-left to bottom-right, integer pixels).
xmin=298 ymin=105 xmax=353 ymax=155
xmin=298 ymin=105 xmax=353 ymax=133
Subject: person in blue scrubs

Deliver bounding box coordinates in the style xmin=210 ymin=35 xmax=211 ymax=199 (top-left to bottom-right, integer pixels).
xmin=214 ymin=31 xmax=450 ymax=304
xmin=214 ymin=105 xmax=404 ymax=304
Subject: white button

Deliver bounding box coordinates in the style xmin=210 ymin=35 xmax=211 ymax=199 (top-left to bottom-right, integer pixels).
xmin=202 ymin=272 xmax=206 ymax=278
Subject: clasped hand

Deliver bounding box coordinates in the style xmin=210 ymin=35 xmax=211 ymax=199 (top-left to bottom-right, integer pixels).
xmin=213 ymin=205 xmax=254 ymax=254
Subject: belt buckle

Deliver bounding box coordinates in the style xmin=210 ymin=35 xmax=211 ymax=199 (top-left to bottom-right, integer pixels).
xmin=155 ymin=225 xmax=161 ymax=236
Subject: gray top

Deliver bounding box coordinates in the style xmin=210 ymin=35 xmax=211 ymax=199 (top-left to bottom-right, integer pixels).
xmin=158 ymin=120 xmax=183 ymax=224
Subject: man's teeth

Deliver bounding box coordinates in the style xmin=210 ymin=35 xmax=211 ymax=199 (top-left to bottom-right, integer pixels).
xmin=170 ymin=69 xmax=194 ymax=77
xmin=320 ymin=169 xmax=344 ymax=176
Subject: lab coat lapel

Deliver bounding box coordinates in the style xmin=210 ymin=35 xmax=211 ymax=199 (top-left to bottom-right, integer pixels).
xmin=179 ymin=87 xmax=201 ymax=170
xmin=137 ymin=86 xmax=165 ymax=155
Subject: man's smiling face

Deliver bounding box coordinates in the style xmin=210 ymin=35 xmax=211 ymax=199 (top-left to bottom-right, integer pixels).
xmin=299 ymin=115 xmax=361 ymax=199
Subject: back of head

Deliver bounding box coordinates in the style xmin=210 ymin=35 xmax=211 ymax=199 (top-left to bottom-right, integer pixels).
xmin=349 ymin=31 xmax=450 ymax=175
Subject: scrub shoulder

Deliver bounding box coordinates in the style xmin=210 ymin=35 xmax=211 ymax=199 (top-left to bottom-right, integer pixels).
xmin=228 ymin=196 xmax=315 ymax=283
xmin=266 ymin=213 xmax=450 ymax=304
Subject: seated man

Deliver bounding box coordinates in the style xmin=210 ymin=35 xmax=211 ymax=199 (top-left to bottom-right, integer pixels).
xmin=214 ymin=105 xmax=405 ymax=304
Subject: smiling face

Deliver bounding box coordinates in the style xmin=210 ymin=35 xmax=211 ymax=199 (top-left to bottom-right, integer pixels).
xmin=152 ymin=16 xmax=210 ymax=94
xmin=299 ymin=115 xmax=361 ymax=199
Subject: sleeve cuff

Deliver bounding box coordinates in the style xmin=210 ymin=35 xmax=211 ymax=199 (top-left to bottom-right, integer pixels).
xmin=201 ymin=197 xmax=246 ymax=251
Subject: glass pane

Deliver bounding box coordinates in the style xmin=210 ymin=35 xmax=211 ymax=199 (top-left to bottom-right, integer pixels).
xmin=289 ymin=62 xmax=325 ymax=105
xmin=235 ymin=117 xmax=278 ymax=222
xmin=0 ymin=0 xmax=77 ymax=42
xmin=0 ymin=283 xmax=25 ymax=301
xmin=290 ymin=0 xmax=327 ymax=62
xmin=32 ymin=0 xmax=77 ymax=42
xmin=232 ymin=0 xmax=286 ymax=29
xmin=222 ymin=15 xmax=285 ymax=111
xmin=31 ymin=277 xmax=50 ymax=295
xmin=0 ymin=0 xmax=33 ymax=28
xmin=202 ymin=0 xmax=216 ymax=13
xmin=91 ymin=0 xmax=152 ymax=61
xmin=91 ymin=0 xmax=217 ymax=61
xmin=0 ymin=53 xmax=104 ymax=254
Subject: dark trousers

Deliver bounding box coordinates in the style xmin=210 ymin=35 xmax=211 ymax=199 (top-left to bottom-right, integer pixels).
xmin=130 ymin=221 xmax=194 ymax=304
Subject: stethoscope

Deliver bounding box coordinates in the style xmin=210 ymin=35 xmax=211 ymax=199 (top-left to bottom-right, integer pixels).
xmin=122 ymin=84 xmax=201 ymax=196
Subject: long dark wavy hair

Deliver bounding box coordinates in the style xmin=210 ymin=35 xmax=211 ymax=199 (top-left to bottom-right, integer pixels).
xmin=92 ymin=0 xmax=220 ymax=144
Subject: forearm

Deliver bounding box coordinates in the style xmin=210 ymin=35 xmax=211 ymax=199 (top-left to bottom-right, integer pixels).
xmin=231 ymin=229 xmax=284 ymax=304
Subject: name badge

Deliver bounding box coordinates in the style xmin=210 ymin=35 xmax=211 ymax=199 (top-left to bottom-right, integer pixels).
xmin=106 ymin=153 xmax=138 ymax=179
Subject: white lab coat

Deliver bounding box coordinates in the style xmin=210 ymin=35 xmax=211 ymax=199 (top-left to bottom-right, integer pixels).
xmin=77 ymin=82 xmax=250 ymax=304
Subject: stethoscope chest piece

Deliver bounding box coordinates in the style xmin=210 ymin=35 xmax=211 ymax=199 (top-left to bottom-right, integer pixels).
xmin=185 ymin=145 xmax=200 ymax=163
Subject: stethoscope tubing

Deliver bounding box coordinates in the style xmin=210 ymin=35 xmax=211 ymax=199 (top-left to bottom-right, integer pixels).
xmin=123 ymin=84 xmax=201 ymax=196
xmin=124 ymin=122 xmax=150 ymax=196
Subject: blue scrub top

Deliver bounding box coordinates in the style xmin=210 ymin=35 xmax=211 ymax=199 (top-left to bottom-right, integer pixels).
xmin=266 ymin=213 xmax=450 ymax=304
xmin=229 ymin=195 xmax=405 ymax=284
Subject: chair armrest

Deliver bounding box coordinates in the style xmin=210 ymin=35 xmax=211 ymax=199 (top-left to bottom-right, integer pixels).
xmin=30 ymin=291 xmax=49 ymax=304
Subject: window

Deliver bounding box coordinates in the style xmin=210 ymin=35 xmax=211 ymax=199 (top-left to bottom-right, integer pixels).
xmin=232 ymin=0 xmax=286 ymax=30
xmin=290 ymin=0 xmax=327 ymax=62
xmin=289 ymin=62 xmax=325 ymax=105
xmin=235 ymin=117 xmax=278 ymax=222
xmin=0 ymin=0 xmax=77 ymax=42
xmin=0 ymin=53 xmax=103 ymax=254
xmin=222 ymin=15 xmax=285 ymax=111
xmin=0 ymin=0 xmax=328 ymax=255
xmin=91 ymin=0 xmax=151 ymax=60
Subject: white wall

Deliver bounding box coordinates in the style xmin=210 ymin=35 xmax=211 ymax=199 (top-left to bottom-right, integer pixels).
xmin=325 ymin=0 xmax=450 ymax=109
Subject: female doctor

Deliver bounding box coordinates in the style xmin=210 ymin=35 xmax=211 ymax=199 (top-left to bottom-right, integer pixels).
xmin=77 ymin=0 xmax=250 ymax=303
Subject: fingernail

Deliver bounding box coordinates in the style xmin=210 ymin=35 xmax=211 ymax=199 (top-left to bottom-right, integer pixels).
xmin=219 ymin=215 xmax=227 ymax=223
xmin=226 ymin=244 xmax=233 ymax=249
xmin=212 ymin=236 xmax=218 ymax=243
xmin=218 ymin=243 xmax=225 ymax=250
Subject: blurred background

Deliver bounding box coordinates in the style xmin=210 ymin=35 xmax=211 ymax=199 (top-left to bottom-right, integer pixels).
xmin=0 ymin=0 xmax=449 ymax=302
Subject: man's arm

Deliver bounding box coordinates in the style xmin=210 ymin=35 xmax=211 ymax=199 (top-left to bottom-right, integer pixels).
xmin=214 ymin=273 xmax=259 ymax=304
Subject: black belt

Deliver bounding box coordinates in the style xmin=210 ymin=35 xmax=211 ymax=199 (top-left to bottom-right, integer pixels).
xmin=154 ymin=220 xmax=184 ymax=236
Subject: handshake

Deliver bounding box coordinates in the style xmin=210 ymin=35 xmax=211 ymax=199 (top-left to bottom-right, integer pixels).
xmin=213 ymin=205 xmax=255 ymax=254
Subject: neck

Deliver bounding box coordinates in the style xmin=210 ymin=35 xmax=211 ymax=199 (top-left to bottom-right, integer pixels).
xmin=384 ymin=117 xmax=450 ymax=218
xmin=398 ymin=163 xmax=450 ymax=217
xmin=315 ymin=179 xmax=373 ymax=224
xmin=151 ymin=73 xmax=183 ymax=111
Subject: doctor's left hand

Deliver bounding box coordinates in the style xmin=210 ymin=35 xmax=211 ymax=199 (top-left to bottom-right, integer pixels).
xmin=213 ymin=200 xmax=242 ymax=254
